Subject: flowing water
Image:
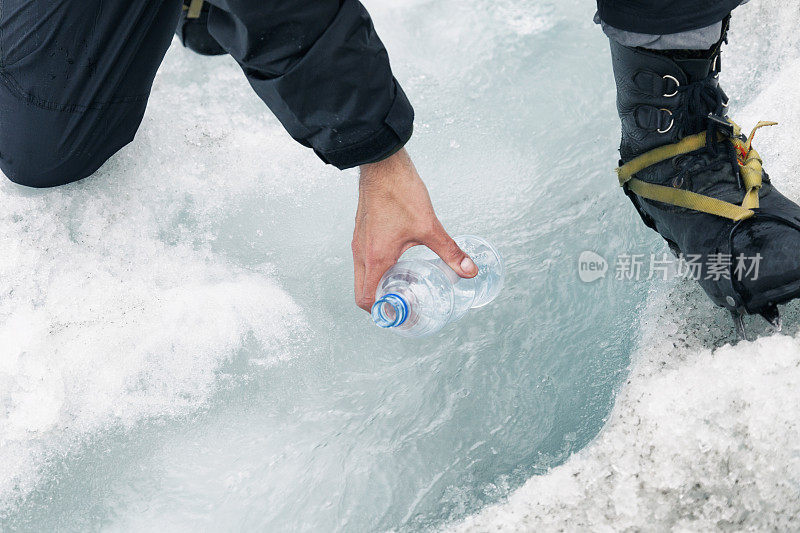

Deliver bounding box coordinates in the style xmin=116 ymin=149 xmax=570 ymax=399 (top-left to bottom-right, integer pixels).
xmin=1 ymin=0 xmax=798 ymax=531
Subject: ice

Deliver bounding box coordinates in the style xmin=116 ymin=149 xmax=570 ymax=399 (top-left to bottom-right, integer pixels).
xmin=2 ymin=0 xmax=799 ymax=530
xmin=453 ymin=305 xmax=800 ymax=530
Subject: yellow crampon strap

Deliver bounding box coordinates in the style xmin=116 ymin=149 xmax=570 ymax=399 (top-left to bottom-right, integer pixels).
xmin=616 ymin=131 xmax=712 ymax=184
xmin=731 ymin=120 xmax=777 ymax=209
xmin=626 ymin=179 xmax=755 ymax=221
xmin=615 ymin=119 xmax=777 ymax=222
xmin=185 ymin=0 xmax=204 ymax=19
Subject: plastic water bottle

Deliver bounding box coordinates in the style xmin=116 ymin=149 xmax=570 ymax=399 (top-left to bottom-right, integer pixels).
xmin=371 ymin=236 xmax=504 ymax=337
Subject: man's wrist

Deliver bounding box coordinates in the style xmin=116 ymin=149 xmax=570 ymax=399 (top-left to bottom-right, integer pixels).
xmin=359 ymin=148 xmax=411 ymax=188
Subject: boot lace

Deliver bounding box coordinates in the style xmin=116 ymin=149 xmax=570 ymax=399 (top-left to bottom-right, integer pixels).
xmin=676 ymin=74 xmax=738 ymax=177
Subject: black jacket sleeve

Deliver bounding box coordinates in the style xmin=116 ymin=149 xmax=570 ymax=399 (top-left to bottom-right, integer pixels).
xmin=205 ymin=0 xmax=413 ymax=169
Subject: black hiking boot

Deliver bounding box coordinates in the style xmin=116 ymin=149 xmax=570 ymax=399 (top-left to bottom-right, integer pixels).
xmin=609 ymin=20 xmax=800 ymax=338
xmin=177 ymin=0 xmax=225 ymax=56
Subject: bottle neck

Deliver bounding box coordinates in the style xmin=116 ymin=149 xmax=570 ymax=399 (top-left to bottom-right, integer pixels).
xmin=371 ymin=293 xmax=409 ymax=328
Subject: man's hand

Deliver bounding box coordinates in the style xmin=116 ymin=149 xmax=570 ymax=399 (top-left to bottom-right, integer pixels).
xmin=353 ymin=148 xmax=478 ymax=312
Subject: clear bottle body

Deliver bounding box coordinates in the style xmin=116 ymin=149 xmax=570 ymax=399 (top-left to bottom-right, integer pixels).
xmin=371 ymin=236 xmax=504 ymax=337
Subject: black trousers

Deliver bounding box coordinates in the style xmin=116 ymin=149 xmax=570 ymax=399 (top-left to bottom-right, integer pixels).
xmin=0 ymin=0 xmax=412 ymax=187
xmin=596 ymin=0 xmax=742 ymax=34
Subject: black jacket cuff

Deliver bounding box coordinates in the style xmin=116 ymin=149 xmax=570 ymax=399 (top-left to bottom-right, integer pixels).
xmin=314 ymin=84 xmax=414 ymax=170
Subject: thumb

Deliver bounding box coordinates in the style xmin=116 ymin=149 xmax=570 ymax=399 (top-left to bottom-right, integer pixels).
xmin=425 ymin=226 xmax=479 ymax=279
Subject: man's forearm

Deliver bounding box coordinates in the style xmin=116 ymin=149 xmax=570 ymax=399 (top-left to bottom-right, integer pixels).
xmin=206 ymin=0 xmax=413 ymax=169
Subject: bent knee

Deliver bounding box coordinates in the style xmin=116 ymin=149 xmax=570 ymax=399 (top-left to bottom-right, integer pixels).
xmin=0 ymin=148 xmax=101 ymax=188
xmin=0 ymin=97 xmax=142 ymax=188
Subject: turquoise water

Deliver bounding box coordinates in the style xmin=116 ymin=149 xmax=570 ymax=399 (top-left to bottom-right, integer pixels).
xmin=0 ymin=0 xmax=661 ymax=530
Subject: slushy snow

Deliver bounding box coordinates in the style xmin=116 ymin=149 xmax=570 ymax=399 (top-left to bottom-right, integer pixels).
xmin=0 ymin=48 xmax=309 ymax=510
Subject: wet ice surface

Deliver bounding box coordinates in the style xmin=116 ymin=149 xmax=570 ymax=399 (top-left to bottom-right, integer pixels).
xmin=1 ymin=0 xmax=798 ymax=531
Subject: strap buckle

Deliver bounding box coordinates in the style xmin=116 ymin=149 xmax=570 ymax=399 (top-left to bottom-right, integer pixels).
xmin=707 ymin=113 xmax=734 ymax=137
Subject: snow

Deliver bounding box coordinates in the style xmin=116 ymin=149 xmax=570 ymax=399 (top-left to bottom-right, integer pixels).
xmin=0 ymin=49 xmax=308 ymax=509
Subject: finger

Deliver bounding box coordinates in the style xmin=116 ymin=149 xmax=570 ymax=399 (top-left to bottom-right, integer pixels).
xmin=425 ymin=226 xmax=478 ymax=278
xmin=360 ymin=254 xmax=396 ymax=312
xmin=352 ymin=240 xmax=367 ymax=311
xmin=354 ymin=258 xmax=367 ymax=311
